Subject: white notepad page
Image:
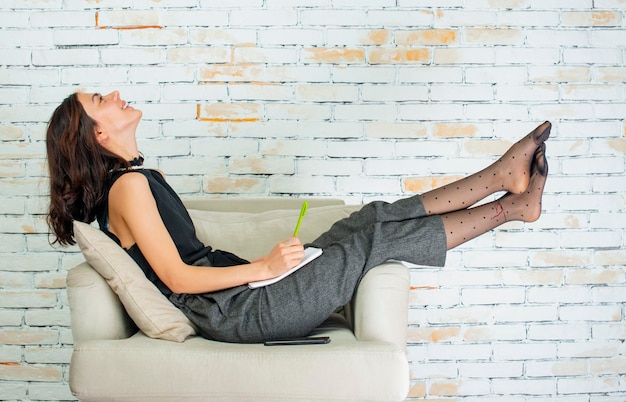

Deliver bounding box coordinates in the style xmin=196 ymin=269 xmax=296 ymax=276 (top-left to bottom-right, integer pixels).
xmin=248 ymin=247 xmax=323 ymax=289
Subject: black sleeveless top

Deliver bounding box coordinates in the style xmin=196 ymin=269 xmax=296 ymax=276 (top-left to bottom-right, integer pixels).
xmin=96 ymin=169 xmax=249 ymax=297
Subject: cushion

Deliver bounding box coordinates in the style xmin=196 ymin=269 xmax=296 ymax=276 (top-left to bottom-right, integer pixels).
xmin=189 ymin=204 xmax=362 ymax=261
xmin=72 ymin=221 xmax=196 ymax=342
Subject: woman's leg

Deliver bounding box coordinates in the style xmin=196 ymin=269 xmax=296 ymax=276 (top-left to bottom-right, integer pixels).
xmin=441 ymin=144 xmax=548 ymax=249
xmin=420 ymin=121 xmax=551 ymax=216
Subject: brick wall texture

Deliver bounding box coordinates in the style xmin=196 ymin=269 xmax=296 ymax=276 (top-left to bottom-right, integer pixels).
xmin=1 ymin=0 xmax=625 ymax=400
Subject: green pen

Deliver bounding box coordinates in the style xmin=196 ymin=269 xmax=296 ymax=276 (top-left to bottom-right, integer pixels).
xmin=293 ymin=201 xmax=308 ymax=237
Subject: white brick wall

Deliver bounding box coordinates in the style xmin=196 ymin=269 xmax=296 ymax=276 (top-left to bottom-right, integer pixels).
xmin=1 ymin=1 xmax=624 ymax=401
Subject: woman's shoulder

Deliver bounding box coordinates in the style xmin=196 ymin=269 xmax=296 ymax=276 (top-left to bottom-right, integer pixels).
xmin=110 ymin=169 xmax=151 ymax=194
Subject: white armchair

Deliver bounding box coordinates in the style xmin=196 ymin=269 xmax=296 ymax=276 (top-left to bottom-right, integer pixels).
xmin=67 ymin=198 xmax=410 ymax=401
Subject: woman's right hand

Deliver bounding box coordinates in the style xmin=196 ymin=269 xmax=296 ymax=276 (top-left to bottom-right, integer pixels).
xmin=261 ymin=237 xmax=305 ymax=279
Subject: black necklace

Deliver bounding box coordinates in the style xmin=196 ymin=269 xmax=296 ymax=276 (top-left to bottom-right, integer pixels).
xmin=129 ymin=155 xmax=144 ymax=166
xmin=108 ymin=153 xmax=145 ymax=173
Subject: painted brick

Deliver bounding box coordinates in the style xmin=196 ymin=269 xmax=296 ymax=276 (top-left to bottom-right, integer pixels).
xmin=528 ymin=286 xmax=591 ymax=304
xmin=398 ymin=66 xmax=463 ymax=82
xmin=165 ymin=175 xmax=202 ymax=194
xmin=407 ymin=326 xmax=461 ymax=343
xmin=0 ymin=310 xmax=24 ymax=326
xmin=191 ymin=138 xmax=259 ymax=156
xmin=203 ymin=176 xmax=266 ymax=194
xmin=265 ymin=66 xmax=330 ymax=83
xmin=30 ymin=11 xmax=93 ymax=28
xmin=298 ymin=159 xmax=362 ymax=176
xmin=300 ymin=9 xmax=366 ymax=26
xmin=189 ymin=28 xmax=254 ymax=45
xmin=96 ymin=10 xmax=160 ymax=27
xmin=231 ymin=9 xmax=297 ymax=26
xmin=429 ymin=379 xmax=491 ymax=397
xmin=590 ymin=358 xmax=626 ymax=375
xmin=0 ymin=330 xmax=58 ymax=345
xmin=461 ymin=287 xmax=525 ymax=305
xmin=526 ymin=359 xmax=588 ymax=377
xmin=163 ymin=84 xmax=228 ymax=101
xmin=0 ymin=382 xmax=27 ymax=400
xmin=228 ymin=157 xmax=294 ymax=175
xmin=0 ymin=11 xmax=30 ymax=28
xmin=333 ymin=67 xmax=395 ymax=84
xmin=593 ymin=323 xmax=626 ymax=340
xmin=25 ymin=309 xmax=71 ymax=327
xmin=558 ymin=377 xmax=620 ymax=395
xmin=326 ymin=140 xmax=394 ymax=158
xmin=101 ymin=48 xmax=164 ymax=65
xmin=268 ymin=176 xmax=335 ymax=194
xmin=334 ymin=104 xmax=397 ymax=121
xmin=559 ymin=305 xmax=622 ymax=322
xmin=327 ymin=29 xmax=391 ymax=46
xmin=493 ymin=342 xmax=558 ymax=361
xmin=492 ymin=379 xmax=556 ymax=395
xmin=427 ymin=343 xmax=493 ymax=361
xmin=296 ymin=84 xmax=359 ymax=102
xmin=261 ymin=140 xmax=326 ymax=157
xmin=229 ymin=83 xmax=294 ymax=101
xmin=24 ymin=346 xmax=72 ymax=364
xmin=54 ymin=29 xmax=118 ymax=46
xmin=28 ymin=383 xmax=76 ymax=401
xmin=494 ymin=305 xmax=559 ymax=324
xmin=0 ymin=364 xmax=63 ymax=382
xmin=336 ymin=177 xmax=401 ymax=194
xmin=235 ymin=46 xmax=298 ymax=64
xmin=230 ymin=122 xmax=305 ymax=138
xmin=529 ymin=323 xmax=590 ymax=340
xmin=259 ymin=29 xmax=324 ymax=46
xmin=462 ymin=324 xmax=526 ymax=342
xmin=266 ymin=104 xmax=332 ymax=120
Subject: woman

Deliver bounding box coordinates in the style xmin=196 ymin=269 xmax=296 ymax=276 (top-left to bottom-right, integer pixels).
xmin=47 ymin=90 xmax=550 ymax=343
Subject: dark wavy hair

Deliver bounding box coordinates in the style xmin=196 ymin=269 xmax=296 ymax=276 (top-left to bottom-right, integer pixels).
xmin=46 ymin=93 xmax=127 ymax=246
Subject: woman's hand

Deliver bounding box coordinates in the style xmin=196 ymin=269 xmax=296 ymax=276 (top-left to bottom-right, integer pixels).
xmin=260 ymin=237 xmax=305 ymax=279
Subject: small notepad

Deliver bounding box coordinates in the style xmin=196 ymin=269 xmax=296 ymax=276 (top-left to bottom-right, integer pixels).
xmin=248 ymin=247 xmax=323 ymax=289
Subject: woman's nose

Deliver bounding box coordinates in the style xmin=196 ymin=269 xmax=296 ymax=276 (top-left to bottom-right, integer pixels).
xmin=105 ymin=91 xmax=120 ymax=101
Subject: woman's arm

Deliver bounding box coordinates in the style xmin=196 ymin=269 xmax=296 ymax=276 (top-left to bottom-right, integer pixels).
xmin=107 ymin=172 xmax=304 ymax=294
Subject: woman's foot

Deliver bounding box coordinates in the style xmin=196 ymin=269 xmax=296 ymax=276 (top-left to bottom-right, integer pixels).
xmin=496 ymin=121 xmax=551 ymax=194
xmin=499 ymin=143 xmax=548 ymax=223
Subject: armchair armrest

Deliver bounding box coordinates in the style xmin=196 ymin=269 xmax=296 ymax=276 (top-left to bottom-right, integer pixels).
xmin=346 ymin=262 xmax=410 ymax=352
xmin=66 ymin=262 xmax=137 ymax=344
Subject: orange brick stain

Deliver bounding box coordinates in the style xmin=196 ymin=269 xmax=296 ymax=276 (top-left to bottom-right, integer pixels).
xmin=196 ymin=103 xmax=261 ymax=123
xmin=433 ymin=123 xmax=479 ymax=138
xmin=430 ymin=381 xmax=460 ymax=396
xmin=396 ymin=29 xmax=458 ymax=46
xmin=95 ymin=11 xmax=163 ymax=30
xmin=403 ymin=176 xmax=463 ymax=193
xmin=302 ymin=47 xmax=365 ymax=63
xmin=590 ymin=11 xmax=622 ymax=25
xmin=204 ymin=177 xmax=262 ymax=193
xmin=369 ymin=48 xmax=430 ymax=64
xmin=363 ymin=29 xmax=391 ymax=45
xmin=407 ymin=326 xmax=461 ymax=342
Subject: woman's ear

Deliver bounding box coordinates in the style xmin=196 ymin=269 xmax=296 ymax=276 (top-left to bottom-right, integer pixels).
xmin=94 ymin=127 xmax=107 ymax=145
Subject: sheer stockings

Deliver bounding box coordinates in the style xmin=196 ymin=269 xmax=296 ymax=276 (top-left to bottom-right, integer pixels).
xmin=420 ymin=122 xmax=551 ymax=250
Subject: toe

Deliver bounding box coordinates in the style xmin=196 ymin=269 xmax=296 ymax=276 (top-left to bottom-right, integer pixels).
xmin=532 ymin=121 xmax=551 ymax=145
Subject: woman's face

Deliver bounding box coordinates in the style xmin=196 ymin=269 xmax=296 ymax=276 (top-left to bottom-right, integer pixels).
xmin=76 ymin=90 xmax=142 ymax=138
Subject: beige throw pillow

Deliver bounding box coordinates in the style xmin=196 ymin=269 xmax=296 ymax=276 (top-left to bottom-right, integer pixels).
xmin=73 ymin=221 xmax=196 ymax=342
